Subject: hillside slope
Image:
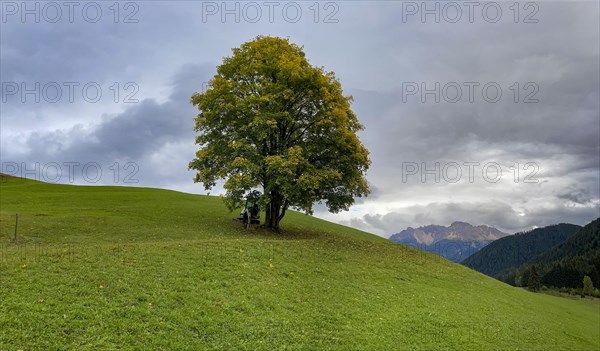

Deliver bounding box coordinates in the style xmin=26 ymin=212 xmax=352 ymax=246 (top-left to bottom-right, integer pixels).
xmin=462 ymin=223 xmax=582 ymax=276
xmin=1 ymin=176 xmax=598 ymax=350
xmin=534 ymin=218 xmax=599 ymax=265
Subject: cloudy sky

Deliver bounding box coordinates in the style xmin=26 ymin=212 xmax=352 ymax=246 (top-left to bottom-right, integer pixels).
xmin=2 ymin=0 xmax=599 ymax=237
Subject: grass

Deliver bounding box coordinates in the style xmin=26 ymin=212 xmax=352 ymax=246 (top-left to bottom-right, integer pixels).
xmin=1 ymin=175 xmax=598 ymax=350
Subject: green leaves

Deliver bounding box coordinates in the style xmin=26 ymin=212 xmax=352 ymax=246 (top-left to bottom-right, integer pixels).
xmin=189 ymin=36 xmax=370 ymax=227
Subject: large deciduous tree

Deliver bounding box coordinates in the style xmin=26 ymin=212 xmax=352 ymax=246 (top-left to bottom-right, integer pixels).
xmin=189 ymin=36 xmax=370 ymax=231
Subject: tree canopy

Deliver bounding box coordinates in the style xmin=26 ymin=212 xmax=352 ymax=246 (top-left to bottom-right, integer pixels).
xmin=189 ymin=36 xmax=370 ymax=231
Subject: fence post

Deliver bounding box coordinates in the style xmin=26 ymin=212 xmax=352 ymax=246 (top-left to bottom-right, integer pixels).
xmin=14 ymin=213 xmax=19 ymax=240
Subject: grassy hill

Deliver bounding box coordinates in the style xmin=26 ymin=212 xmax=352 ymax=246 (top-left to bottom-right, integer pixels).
xmin=1 ymin=175 xmax=598 ymax=350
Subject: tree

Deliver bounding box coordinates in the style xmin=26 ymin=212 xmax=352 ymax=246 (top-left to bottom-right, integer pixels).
xmin=189 ymin=36 xmax=370 ymax=231
xmin=528 ymin=265 xmax=541 ymax=292
xmin=583 ymin=275 xmax=594 ymax=296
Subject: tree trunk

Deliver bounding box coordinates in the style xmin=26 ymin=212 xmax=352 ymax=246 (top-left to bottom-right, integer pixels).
xmin=269 ymin=200 xmax=281 ymax=232
xmin=265 ymin=193 xmax=287 ymax=232
xmin=265 ymin=201 xmax=273 ymax=228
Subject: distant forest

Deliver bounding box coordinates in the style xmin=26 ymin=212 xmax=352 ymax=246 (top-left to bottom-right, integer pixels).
xmin=464 ymin=219 xmax=600 ymax=291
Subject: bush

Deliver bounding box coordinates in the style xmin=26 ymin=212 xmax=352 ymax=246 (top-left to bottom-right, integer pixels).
xmin=583 ymin=275 xmax=594 ymax=296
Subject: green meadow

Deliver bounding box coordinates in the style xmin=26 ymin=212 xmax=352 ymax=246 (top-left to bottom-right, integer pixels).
xmin=1 ymin=175 xmax=598 ymax=350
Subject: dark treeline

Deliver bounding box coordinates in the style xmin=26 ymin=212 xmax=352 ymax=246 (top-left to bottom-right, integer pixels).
xmin=462 ymin=223 xmax=582 ymax=276
xmin=498 ymin=218 xmax=600 ymax=290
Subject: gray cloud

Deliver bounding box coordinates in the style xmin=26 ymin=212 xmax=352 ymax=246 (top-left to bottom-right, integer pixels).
xmin=555 ymin=184 xmax=595 ymax=205
xmin=2 ymin=63 xmax=213 ymax=188
xmin=342 ymin=200 xmax=600 ymax=236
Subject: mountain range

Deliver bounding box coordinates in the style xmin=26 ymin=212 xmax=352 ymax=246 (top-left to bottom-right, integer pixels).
xmin=389 ymin=221 xmax=509 ymax=262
